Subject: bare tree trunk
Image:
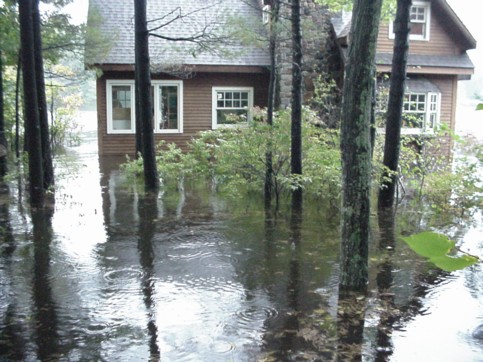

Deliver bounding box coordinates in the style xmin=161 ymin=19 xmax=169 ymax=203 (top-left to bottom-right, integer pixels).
xmin=264 ymin=0 xmax=279 ymax=208
xmin=291 ymin=0 xmax=303 ymax=206
xmin=19 ymin=0 xmax=44 ymax=207
xmin=32 ymin=0 xmax=54 ymax=190
xmin=15 ymin=51 xmax=21 ymax=159
xmin=134 ymin=0 xmax=159 ymax=191
xmin=339 ymin=0 xmax=382 ymax=292
xmin=378 ymin=0 xmax=412 ymax=209
xmin=0 ymin=50 xmax=8 ymax=178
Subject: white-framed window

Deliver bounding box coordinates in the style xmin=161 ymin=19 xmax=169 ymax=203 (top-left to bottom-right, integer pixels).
xmin=389 ymin=1 xmax=431 ymax=41
xmin=107 ymin=80 xmax=135 ymax=134
xmin=212 ymin=87 xmax=254 ymax=129
xmin=106 ymin=79 xmax=183 ymax=134
xmin=402 ymin=92 xmax=440 ymax=133
xmin=262 ymin=4 xmax=271 ymax=25
xmin=153 ymin=80 xmax=183 ymax=134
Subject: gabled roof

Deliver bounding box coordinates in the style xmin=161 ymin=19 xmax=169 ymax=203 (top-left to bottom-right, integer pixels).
xmin=331 ymin=0 xmax=476 ymax=51
xmin=86 ymin=0 xmax=270 ymax=69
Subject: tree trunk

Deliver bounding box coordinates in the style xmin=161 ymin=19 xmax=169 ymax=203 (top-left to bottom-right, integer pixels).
xmin=134 ymin=0 xmax=159 ymax=191
xmin=0 ymin=50 xmax=8 ymax=178
xmin=339 ymin=0 xmax=382 ymax=291
xmin=15 ymin=51 xmax=21 ymax=159
xmin=19 ymin=0 xmax=45 ymax=207
xmin=378 ymin=0 xmax=412 ymax=209
xmin=264 ymin=0 xmax=279 ymax=208
xmin=291 ymin=0 xmax=303 ymax=205
xmin=32 ymin=0 xmax=54 ymax=190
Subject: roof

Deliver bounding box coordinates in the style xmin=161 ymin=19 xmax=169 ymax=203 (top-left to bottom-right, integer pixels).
xmin=331 ymin=0 xmax=476 ymax=51
xmin=376 ymin=53 xmax=474 ymax=70
xmin=86 ymin=0 xmax=270 ymax=69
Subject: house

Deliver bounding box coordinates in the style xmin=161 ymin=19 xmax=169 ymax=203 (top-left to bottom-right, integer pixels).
xmin=333 ymin=0 xmax=476 ymax=149
xmin=86 ymin=0 xmax=475 ymax=156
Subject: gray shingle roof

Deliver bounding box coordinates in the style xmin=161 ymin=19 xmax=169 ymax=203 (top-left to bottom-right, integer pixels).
xmin=376 ymin=52 xmax=474 ymax=69
xmin=86 ymin=0 xmax=270 ymax=68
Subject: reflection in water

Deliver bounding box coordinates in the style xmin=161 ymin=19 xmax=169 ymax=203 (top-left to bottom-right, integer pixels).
xmin=137 ymin=191 xmax=161 ymax=359
xmin=31 ymin=206 xmax=60 ymax=361
xmin=0 ymin=124 xmax=481 ymax=360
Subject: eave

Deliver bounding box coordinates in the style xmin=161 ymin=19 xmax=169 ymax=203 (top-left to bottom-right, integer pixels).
xmin=87 ymin=63 xmax=270 ymax=74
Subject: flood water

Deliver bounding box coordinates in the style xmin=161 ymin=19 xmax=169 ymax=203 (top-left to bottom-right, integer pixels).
xmin=0 ymin=113 xmax=482 ymax=361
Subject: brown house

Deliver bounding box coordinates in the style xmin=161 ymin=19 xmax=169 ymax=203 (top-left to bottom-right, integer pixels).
xmin=86 ymin=0 xmax=475 ymax=156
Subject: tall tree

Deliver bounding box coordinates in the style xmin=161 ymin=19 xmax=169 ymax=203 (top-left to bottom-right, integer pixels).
xmin=291 ymin=0 xmax=303 ymax=206
xmin=264 ymin=0 xmax=280 ymax=208
xmin=19 ymin=0 xmax=44 ymax=207
xmin=33 ymin=0 xmax=54 ymax=189
xmin=378 ymin=0 xmax=412 ymax=209
xmin=339 ymin=0 xmax=383 ymax=291
xmin=0 ymin=50 xmax=8 ymax=178
xmin=134 ymin=0 xmax=159 ymax=191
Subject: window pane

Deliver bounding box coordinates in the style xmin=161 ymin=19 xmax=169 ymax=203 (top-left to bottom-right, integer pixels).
xmin=159 ymin=85 xmax=178 ymax=130
xmin=217 ymin=109 xmax=248 ymax=125
xmin=112 ymin=85 xmax=132 ymax=130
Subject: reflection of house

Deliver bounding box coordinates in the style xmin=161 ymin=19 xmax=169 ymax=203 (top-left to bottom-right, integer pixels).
xmin=86 ymin=0 xmax=475 ymax=156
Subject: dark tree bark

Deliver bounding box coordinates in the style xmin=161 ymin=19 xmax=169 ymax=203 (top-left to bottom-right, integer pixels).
xmin=0 ymin=50 xmax=8 ymax=177
xmin=19 ymin=0 xmax=45 ymax=207
xmin=378 ymin=0 xmax=412 ymax=209
xmin=291 ymin=0 xmax=303 ymax=205
xmin=32 ymin=0 xmax=54 ymax=189
xmin=264 ymin=0 xmax=280 ymax=208
xmin=339 ymin=0 xmax=383 ymax=292
xmin=134 ymin=0 xmax=159 ymax=191
xmin=135 ymin=81 xmax=143 ymax=158
xmin=15 ymin=51 xmax=21 ymax=159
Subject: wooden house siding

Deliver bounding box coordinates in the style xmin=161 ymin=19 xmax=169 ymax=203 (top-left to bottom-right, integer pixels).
xmin=96 ymin=70 xmax=269 ymax=156
xmin=377 ymin=4 xmax=464 ymax=57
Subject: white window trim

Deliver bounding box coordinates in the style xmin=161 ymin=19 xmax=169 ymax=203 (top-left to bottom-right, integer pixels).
xmin=388 ymin=1 xmax=431 ymax=41
xmin=106 ymin=79 xmax=184 ymax=135
xmin=106 ymin=80 xmax=135 ymax=134
xmin=152 ymin=80 xmax=183 ymax=134
xmin=212 ymin=87 xmax=254 ymax=129
xmin=262 ymin=4 xmax=271 ymax=25
xmin=377 ymin=91 xmax=441 ymax=135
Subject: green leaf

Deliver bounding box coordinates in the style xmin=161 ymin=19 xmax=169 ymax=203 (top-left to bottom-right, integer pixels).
xmin=476 ymin=103 xmax=483 ymax=111
xmin=402 ymin=232 xmax=454 ymax=258
xmin=429 ymin=255 xmax=479 ymax=272
xmin=402 ymin=232 xmax=479 ymax=271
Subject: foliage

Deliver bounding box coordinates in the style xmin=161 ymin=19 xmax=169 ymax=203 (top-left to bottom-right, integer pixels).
xmin=402 ymin=232 xmax=479 ymax=271
xmin=123 ymin=107 xmax=342 ymax=203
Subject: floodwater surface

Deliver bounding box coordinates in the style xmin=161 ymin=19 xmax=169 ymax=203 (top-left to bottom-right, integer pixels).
xmin=0 ymin=113 xmax=482 ymax=361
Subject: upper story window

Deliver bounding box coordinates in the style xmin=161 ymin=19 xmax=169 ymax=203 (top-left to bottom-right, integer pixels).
xmin=389 ymin=1 xmax=431 ymax=41
xmin=106 ymin=80 xmax=183 ymax=135
xmin=262 ymin=5 xmax=271 ymax=25
xmin=212 ymin=87 xmax=253 ymax=129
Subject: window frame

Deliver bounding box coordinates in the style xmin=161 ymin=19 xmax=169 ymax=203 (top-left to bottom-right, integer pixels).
xmin=106 ymin=79 xmax=184 ymax=135
xmin=106 ymin=80 xmax=136 ymax=134
xmin=152 ymin=80 xmax=184 ymax=134
xmin=212 ymin=87 xmax=254 ymax=129
xmin=388 ymin=1 xmax=431 ymax=41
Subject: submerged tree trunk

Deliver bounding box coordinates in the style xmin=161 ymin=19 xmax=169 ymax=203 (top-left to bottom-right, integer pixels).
xmin=0 ymin=50 xmax=8 ymax=178
xmin=291 ymin=0 xmax=303 ymax=205
xmin=134 ymin=0 xmax=159 ymax=191
xmin=32 ymin=0 xmax=54 ymax=190
xmin=19 ymin=0 xmax=44 ymax=207
xmin=378 ymin=0 xmax=412 ymax=209
xmin=339 ymin=0 xmax=382 ymax=291
xmin=264 ymin=0 xmax=279 ymax=208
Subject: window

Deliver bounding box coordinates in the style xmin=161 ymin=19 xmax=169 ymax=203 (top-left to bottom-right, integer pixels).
xmin=107 ymin=80 xmax=135 ymax=134
xmin=106 ymin=80 xmax=183 ymax=134
xmin=262 ymin=5 xmax=271 ymax=25
xmin=389 ymin=1 xmax=431 ymax=41
xmin=153 ymin=81 xmax=183 ymax=133
xmin=212 ymin=87 xmax=253 ymax=128
xmin=402 ymin=92 xmax=440 ymax=132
